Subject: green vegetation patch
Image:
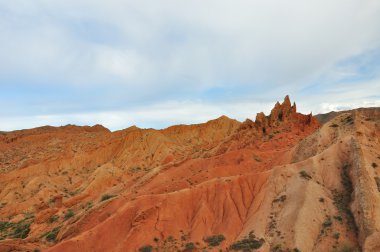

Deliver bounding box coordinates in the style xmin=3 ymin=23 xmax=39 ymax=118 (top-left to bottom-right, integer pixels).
xmin=184 ymin=242 xmax=196 ymax=251
xmin=333 ymin=232 xmax=340 ymax=240
xmin=100 ymin=194 xmax=115 ymax=202
xmin=205 ymin=234 xmax=225 ymax=247
xmin=333 ymin=215 xmax=343 ymax=222
xmin=45 ymin=227 xmax=60 ymax=242
xmin=332 ymin=164 xmax=358 ymax=233
xmin=64 ymin=209 xmax=75 ymax=220
xmin=322 ymin=217 xmax=332 ymax=228
xmin=230 ymin=238 xmax=264 ymax=251
xmin=48 ymin=215 xmax=59 ymax=223
xmin=299 ymin=170 xmax=312 ymax=180
xmin=12 ymin=222 xmax=31 ymax=239
xmin=138 ymin=245 xmax=153 ymax=252
xmin=230 ymin=231 xmax=264 ymax=251
xmin=0 ymin=219 xmax=31 ymax=239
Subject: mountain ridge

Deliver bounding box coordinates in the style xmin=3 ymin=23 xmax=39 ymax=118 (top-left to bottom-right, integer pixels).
xmin=0 ymin=96 xmax=379 ymax=252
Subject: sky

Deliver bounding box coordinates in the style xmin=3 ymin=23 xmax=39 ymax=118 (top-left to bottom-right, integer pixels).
xmin=1 ymin=0 xmax=380 ymax=131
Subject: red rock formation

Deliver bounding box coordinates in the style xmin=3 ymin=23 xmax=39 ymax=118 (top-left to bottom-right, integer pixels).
xmin=0 ymin=97 xmax=379 ymax=252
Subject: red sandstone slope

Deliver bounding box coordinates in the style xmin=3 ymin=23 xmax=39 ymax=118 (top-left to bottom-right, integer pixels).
xmin=0 ymin=96 xmax=379 ymax=252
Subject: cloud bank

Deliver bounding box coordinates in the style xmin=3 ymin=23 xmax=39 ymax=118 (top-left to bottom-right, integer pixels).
xmin=0 ymin=0 xmax=379 ymax=130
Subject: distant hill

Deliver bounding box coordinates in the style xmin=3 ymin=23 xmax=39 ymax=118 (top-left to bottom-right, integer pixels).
xmin=316 ymin=107 xmax=380 ymax=124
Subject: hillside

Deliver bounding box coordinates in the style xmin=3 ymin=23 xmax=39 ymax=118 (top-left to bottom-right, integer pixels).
xmin=0 ymin=96 xmax=379 ymax=252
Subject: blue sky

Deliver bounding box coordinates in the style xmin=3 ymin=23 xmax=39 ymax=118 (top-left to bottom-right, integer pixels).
xmin=0 ymin=0 xmax=380 ymax=131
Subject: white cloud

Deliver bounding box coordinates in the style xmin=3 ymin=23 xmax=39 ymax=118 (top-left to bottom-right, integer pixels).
xmin=1 ymin=0 xmax=379 ymax=87
xmin=296 ymin=78 xmax=380 ymax=114
xmin=0 ymin=0 xmax=379 ymax=130
xmin=94 ymin=46 xmax=142 ymax=80
xmin=318 ymin=100 xmax=380 ymax=114
xmin=0 ymin=100 xmax=275 ymax=131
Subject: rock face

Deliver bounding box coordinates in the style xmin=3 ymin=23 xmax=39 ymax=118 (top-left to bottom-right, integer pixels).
xmin=0 ymin=96 xmax=379 ymax=252
xmin=251 ymin=95 xmax=315 ymax=134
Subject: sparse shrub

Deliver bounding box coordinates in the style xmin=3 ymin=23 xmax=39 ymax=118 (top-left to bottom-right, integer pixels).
xmin=45 ymin=227 xmax=60 ymax=242
xmin=322 ymin=217 xmax=332 ymax=228
xmin=299 ymin=170 xmax=312 ymax=180
xmin=341 ymin=165 xmax=353 ymax=192
xmin=48 ymin=215 xmax=59 ymax=223
xmin=333 ymin=191 xmax=356 ymax=231
xmin=293 ymin=248 xmax=301 ymax=252
xmin=64 ymin=209 xmax=74 ymax=220
xmin=23 ymin=212 xmax=34 ymax=220
xmin=181 ymin=234 xmax=188 ymax=241
xmin=205 ymin=234 xmax=225 ymax=247
xmin=184 ymin=242 xmax=196 ymax=251
xmin=333 ymin=215 xmax=343 ymax=222
xmin=167 ymin=235 xmax=174 ymax=242
xmin=129 ymin=166 xmax=142 ymax=174
xmin=333 ymin=232 xmax=340 ymax=240
xmin=139 ymin=245 xmax=153 ymax=252
xmin=330 ymin=123 xmax=339 ymax=128
xmin=319 ymin=197 xmax=325 ymax=203
xmin=86 ymin=202 xmax=93 ymax=210
xmin=273 ymin=195 xmax=287 ymax=203
xmin=100 ymin=194 xmax=115 ymax=202
xmin=48 ymin=198 xmax=55 ymax=206
xmin=372 ymin=162 xmax=378 ymax=168
xmin=272 ymin=244 xmax=282 ymax=251
xmin=253 ymin=155 xmax=262 ymax=162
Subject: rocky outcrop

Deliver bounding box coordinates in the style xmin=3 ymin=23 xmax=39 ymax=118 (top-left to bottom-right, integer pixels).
xmin=247 ymin=95 xmax=318 ymax=136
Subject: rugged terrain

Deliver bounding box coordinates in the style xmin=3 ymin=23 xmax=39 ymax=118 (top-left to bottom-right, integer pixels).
xmin=0 ymin=96 xmax=379 ymax=252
